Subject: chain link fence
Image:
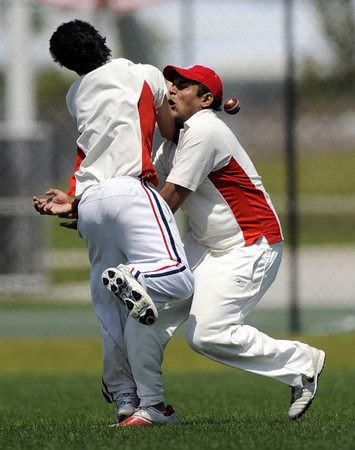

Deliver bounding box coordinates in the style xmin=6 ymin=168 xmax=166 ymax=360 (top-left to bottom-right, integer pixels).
xmin=0 ymin=0 xmax=354 ymax=334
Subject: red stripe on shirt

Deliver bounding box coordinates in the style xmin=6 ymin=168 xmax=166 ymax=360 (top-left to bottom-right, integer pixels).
xmin=138 ymin=81 xmax=158 ymax=186
xmin=66 ymin=146 xmax=86 ymax=196
xmin=208 ymin=157 xmax=283 ymax=246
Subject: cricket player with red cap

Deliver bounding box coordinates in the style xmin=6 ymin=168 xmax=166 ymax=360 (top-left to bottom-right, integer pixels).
xmin=140 ymin=63 xmax=326 ymax=423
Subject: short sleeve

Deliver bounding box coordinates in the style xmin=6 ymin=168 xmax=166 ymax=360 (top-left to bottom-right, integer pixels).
xmin=166 ymin=125 xmax=224 ymax=192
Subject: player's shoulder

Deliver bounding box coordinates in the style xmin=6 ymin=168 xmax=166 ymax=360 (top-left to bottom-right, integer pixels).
xmin=186 ymin=109 xmax=221 ymax=128
xmin=109 ymin=57 xmax=133 ymax=67
xmin=185 ymin=110 xmax=226 ymax=138
xmin=133 ymin=62 xmax=163 ymax=78
xmin=105 ymin=58 xmax=148 ymax=75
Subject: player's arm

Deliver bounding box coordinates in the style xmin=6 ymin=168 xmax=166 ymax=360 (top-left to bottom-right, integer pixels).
xmin=33 ymin=188 xmax=74 ymax=215
xmin=159 ymin=182 xmax=191 ymax=213
xmin=156 ymin=96 xmax=176 ymax=141
xmin=33 ymin=188 xmax=79 ymax=216
xmin=33 ymin=188 xmax=80 ymax=229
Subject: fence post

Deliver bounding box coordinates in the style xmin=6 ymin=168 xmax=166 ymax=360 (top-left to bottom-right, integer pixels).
xmin=284 ymin=0 xmax=300 ymax=333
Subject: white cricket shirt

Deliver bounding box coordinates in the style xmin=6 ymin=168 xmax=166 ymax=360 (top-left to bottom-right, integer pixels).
xmin=154 ymin=109 xmax=283 ymax=250
xmin=66 ymin=58 xmax=167 ymax=196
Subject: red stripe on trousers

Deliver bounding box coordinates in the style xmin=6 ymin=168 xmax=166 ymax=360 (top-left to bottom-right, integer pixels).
xmin=140 ymin=180 xmax=173 ymax=259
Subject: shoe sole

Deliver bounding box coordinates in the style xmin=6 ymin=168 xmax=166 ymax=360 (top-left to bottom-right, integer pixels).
xmin=290 ymin=349 xmax=326 ymax=420
xmin=118 ymin=411 xmax=177 ymax=426
xmin=102 ymin=268 xmax=158 ymax=325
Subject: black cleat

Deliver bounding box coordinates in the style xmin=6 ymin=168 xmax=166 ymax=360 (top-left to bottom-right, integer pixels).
xmin=102 ymin=267 xmax=158 ymax=325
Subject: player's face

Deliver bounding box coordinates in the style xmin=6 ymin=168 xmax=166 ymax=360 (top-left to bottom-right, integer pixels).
xmin=168 ymin=76 xmax=205 ymax=127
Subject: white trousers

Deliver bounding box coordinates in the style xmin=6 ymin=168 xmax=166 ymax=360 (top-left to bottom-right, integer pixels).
xmin=124 ymin=297 xmax=191 ymax=406
xmin=77 ymin=177 xmax=194 ymax=404
xmin=185 ymin=236 xmax=315 ymax=388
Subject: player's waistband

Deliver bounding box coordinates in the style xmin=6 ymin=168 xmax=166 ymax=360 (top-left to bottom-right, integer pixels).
xmin=80 ymin=176 xmax=147 ymax=203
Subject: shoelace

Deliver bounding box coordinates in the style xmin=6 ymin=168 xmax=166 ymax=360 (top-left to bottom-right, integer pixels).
xmin=119 ymin=399 xmax=135 ymax=406
xmin=290 ymin=386 xmax=303 ymax=402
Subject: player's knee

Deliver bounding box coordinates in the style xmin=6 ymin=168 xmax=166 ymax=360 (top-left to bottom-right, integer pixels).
xmin=175 ymin=269 xmax=194 ymax=300
xmin=142 ymin=266 xmax=194 ymax=301
xmin=186 ymin=319 xmax=213 ymax=354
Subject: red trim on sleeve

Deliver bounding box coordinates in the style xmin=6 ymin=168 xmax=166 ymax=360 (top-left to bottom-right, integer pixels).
xmin=208 ymin=157 xmax=283 ymax=246
xmin=66 ymin=146 xmax=86 ymax=196
xmin=137 ymin=81 xmax=158 ymax=186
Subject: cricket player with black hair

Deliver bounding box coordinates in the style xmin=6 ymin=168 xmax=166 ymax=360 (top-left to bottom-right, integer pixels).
xmin=34 ymin=19 xmax=194 ymax=426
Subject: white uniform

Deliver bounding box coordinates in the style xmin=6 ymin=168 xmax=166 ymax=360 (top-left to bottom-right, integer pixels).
xmin=66 ymin=58 xmax=194 ymax=405
xmin=154 ymin=109 xmax=316 ymax=388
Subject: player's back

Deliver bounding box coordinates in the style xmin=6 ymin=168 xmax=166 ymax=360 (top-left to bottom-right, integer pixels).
xmin=66 ymin=58 xmax=164 ymax=195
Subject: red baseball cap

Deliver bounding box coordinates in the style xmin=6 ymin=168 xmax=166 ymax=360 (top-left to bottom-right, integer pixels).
xmin=163 ymin=64 xmax=223 ymax=107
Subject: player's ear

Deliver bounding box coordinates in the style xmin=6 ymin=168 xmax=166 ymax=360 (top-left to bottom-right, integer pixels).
xmin=201 ymin=92 xmax=214 ymax=109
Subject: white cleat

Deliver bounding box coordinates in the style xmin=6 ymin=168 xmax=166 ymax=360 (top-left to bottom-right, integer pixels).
xmin=288 ymin=347 xmax=326 ymax=420
xmin=117 ymin=405 xmax=177 ymax=426
xmin=102 ymin=267 xmax=158 ymax=325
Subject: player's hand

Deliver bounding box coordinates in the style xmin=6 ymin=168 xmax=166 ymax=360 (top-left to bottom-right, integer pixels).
xmin=59 ymin=219 xmax=78 ymax=230
xmin=58 ymin=211 xmax=78 ymax=219
xmin=58 ymin=210 xmax=78 ymax=230
xmin=33 ymin=188 xmax=74 ymax=216
xmin=33 ymin=195 xmax=50 ymax=214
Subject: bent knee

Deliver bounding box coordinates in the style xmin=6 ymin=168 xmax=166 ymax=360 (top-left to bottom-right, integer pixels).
xmin=186 ymin=320 xmax=247 ymax=355
xmin=175 ymin=269 xmax=194 ymax=300
xmin=186 ymin=321 xmax=215 ymax=353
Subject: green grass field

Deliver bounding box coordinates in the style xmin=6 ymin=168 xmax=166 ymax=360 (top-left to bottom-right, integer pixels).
xmin=0 ymin=333 xmax=354 ymax=450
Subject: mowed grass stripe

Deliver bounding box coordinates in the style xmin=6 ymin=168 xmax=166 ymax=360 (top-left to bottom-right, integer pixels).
xmin=0 ymin=334 xmax=354 ymax=375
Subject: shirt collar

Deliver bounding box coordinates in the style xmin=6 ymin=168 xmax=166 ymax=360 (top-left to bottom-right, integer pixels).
xmin=183 ymin=109 xmax=216 ymax=131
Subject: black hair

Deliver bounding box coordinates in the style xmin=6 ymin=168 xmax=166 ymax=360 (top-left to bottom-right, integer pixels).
xmin=196 ymin=83 xmax=221 ymax=111
xmin=49 ymin=20 xmax=111 ymax=75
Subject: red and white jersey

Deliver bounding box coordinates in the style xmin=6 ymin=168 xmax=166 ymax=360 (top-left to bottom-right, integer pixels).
xmin=66 ymin=58 xmax=167 ymax=196
xmin=154 ymin=109 xmax=283 ymax=250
